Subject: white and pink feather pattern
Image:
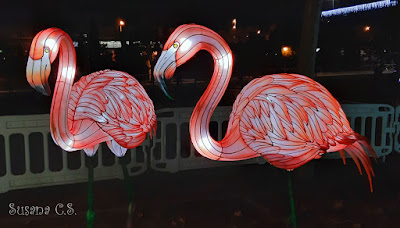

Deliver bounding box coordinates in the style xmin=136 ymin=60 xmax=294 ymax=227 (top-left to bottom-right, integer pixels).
xmin=154 ymin=24 xmax=377 ymax=192
xmin=69 ymin=70 xmax=156 ymax=154
xmin=27 ymin=28 xmax=156 ymax=157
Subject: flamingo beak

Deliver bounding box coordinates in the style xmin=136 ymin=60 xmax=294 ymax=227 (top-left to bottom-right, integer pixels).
xmin=153 ymin=50 xmax=176 ymax=100
xmin=26 ymin=56 xmax=51 ymax=96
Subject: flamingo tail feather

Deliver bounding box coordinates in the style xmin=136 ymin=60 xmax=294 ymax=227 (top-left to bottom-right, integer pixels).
xmin=343 ymin=134 xmax=377 ymax=192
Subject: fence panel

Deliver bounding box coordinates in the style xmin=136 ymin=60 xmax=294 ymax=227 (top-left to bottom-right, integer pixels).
xmin=150 ymin=107 xmax=266 ymax=173
xmin=393 ymin=106 xmax=400 ymax=153
xmin=323 ymin=104 xmax=394 ymax=159
xmin=0 ymin=104 xmax=394 ymax=193
xmin=152 ymin=104 xmax=394 ymax=173
xmin=0 ymin=114 xmax=148 ymax=194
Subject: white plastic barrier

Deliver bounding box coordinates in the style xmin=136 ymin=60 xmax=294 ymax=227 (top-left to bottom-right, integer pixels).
xmin=0 ymin=114 xmax=148 ymax=193
xmin=150 ymin=107 xmax=266 ymax=173
xmin=0 ymin=104 xmax=395 ymax=193
xmin=393 ymin=106 xmax=400 ymax=153
xmin=324 ymin=104 xmax=395 ymax=159
xmin=152 ymin=104 xmax=395 ymax=173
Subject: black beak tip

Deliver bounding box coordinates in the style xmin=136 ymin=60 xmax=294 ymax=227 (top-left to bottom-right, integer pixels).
xmin=157 ymin=76 xmax=174 ymax=101
xmin=34 ymin=86 xmax=50 ymax=96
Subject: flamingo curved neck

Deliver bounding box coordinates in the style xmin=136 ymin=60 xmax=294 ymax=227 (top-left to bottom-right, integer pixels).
xmin=189 ymin=37 xmax=251 ymax=161
xmin=50 ymin=35 xmax=77 ymax=151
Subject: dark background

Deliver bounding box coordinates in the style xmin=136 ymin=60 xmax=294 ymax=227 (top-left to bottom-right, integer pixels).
xmin=0 ymin=2 xmax=399 ymax=227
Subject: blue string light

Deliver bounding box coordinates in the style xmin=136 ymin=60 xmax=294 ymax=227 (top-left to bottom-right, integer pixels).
xmin=321 ymin=0 xmax=398 ymax=17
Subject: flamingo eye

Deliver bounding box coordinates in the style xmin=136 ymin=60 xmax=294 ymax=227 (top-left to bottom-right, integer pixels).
xmin=173 ymin=43 xmax=178 ymax=49
xmin=44 ymin=47 xmax=50 ymax=53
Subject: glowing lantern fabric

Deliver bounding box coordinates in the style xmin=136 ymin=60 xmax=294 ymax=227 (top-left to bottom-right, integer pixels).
xmin=153 ymin=24 xmax=377 ymax=191
xmin=26 ymin=28 xmax=156 ymax=157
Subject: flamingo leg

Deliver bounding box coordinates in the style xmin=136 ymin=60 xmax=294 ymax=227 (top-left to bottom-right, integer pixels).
xmin=87 ymin=155 xmax=95 ymax=228
xmin=106 ymin=140 xmax=135 ymax=223
xmin=287 ymin=171 xmax=297 ymax=228
xmin=120 ymin=155 xmax=135 ymax=227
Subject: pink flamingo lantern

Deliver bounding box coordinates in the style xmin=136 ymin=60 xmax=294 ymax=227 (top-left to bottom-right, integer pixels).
xmin=154 ymin=24 xmax=377 ymax=226
xmin=26 ymin=28 xmax=156 ymax=227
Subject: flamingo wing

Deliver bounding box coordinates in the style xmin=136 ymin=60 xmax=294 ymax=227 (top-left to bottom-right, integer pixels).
xmin=233 ymin=74 xmax=355 ymax=170
xmin=68 ymin=70 xmax=156 ymax=149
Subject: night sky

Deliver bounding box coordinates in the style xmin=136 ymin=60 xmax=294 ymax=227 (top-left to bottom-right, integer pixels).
xmin=0 ymin=0 xmax=306 ymax=40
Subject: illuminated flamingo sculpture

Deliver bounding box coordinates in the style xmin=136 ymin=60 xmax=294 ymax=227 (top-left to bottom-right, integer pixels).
xmin=26 ymin=28 xmax=156 ymax=227
xmin=154 ymin=24 xmax=377 ymax=190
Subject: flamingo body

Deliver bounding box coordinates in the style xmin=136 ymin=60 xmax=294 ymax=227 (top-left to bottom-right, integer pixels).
xmin=154 ymin=24 xmax=376 ymax=191
xmin=230 ymin=74 xmax=372 ymax=170
xmin=68 ymin=69 xmax=156 ymax=156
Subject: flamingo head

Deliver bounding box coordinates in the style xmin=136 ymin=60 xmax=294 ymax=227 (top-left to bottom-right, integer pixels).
xmin=26 ymin=28 xmax=62 ymax=96
xmin=154 ymin=24 xmax=208 ymax=100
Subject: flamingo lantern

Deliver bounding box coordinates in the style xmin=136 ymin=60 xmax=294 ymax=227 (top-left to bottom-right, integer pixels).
xmin=154 ymin=24 xmax=377 ymax=190
xmin=26 ymin=28 xmax=156 ymax=226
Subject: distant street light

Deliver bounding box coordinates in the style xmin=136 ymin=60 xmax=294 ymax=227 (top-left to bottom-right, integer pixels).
xmin=364 ymin=25 xmax=371 ymax=32
xmin=232 ymin=18 xmax=237 ymax=29
xmin=119 ymin=20 xmax=125 ymax=32
xmin=281 ymin=46 xmax=293 ymax=57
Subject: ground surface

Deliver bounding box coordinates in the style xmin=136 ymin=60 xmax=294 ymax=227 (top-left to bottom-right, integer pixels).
xmin=0 ymin=152 xmax=399 ymax=228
